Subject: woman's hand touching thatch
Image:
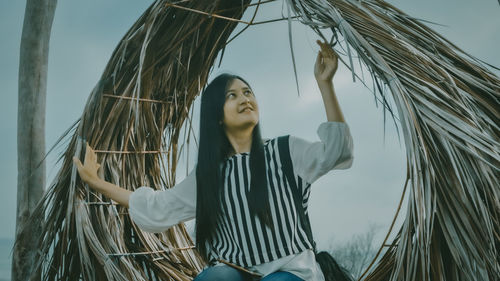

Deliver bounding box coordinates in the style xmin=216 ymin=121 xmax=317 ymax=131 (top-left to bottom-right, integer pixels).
xmin=313 ymin=40 xmax=345 ymax=123
xmin=314 ymin=40 xmax=339 ymax=83
xmin=73 ymin=143 xmax=132 ymax=207
xmin=73 ymin=143 xmax=102 ymax=186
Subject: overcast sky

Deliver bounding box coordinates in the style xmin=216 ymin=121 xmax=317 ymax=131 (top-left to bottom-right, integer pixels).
xmin=0 ymin=0 xmax=498 ymax=255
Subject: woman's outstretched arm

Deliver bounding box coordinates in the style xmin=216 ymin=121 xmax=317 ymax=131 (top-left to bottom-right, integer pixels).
xmin=314 ymin=40 xmax=346 ymax=123
xmin=73 ymin=143 xmax=132 ymax=207
xmin=73 ymin=143 xmax=197 ymax=233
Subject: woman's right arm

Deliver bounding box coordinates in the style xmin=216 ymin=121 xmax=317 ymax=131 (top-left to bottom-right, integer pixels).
xmin=128 ymin=168 xmax=197 ymax=232
xmin=73 ymin=143 xmax=197 ymax=233
xmin=88 ymin=178 xmax=132 ymax=207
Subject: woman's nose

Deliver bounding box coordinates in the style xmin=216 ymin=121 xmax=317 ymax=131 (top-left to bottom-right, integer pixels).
xmin=239 ymin=95 xmax=250 ymax=103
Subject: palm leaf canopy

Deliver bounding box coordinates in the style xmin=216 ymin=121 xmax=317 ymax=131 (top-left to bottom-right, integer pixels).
xmin=18 ymin=0 xmax=499 ymax=280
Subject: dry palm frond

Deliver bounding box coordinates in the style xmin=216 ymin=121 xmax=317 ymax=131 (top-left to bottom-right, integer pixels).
xmin=285 ymin=0 xmax=500 ymax=280
xmin=17 ymin=0 xmax=499 ymax=280
xmin=18 ymin=0 xmax=252 ymax=280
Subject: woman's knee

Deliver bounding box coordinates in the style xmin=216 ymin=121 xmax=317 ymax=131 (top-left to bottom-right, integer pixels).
xmin=261 ymin=271 xmax=304 ymax=281
xmin=193 ymin=264 xmax=246 ymax=281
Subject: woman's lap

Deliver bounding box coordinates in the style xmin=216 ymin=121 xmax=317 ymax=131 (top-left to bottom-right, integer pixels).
xmin=193 ymin=264 xmax=304 ymax=281
xmin=261 ymin=271 xmax=304 ymax=281
xmin=193 ymin=264 xmax=247 ymax=281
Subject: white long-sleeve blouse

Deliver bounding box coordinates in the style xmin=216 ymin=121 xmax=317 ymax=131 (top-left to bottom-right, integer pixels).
xmin=128 ymin=121 xmax=354 ymax=280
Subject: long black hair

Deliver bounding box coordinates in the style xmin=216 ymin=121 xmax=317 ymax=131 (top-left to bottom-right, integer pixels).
xmin=195 ymin=73 xmax=272 ymax=264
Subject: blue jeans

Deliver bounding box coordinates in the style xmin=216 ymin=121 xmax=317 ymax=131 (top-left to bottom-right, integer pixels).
xmin=193 ymin=264 xmax=304 ymax=281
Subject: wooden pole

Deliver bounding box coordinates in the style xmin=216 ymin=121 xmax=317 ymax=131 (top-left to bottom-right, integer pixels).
xmin=13 ymin=0 xmax=57 ymax=280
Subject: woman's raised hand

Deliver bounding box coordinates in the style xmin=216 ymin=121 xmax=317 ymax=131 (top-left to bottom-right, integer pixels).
xmin=73 ymin=143 xmax=102 ymax=186
xmin=314 ymin=40 xmax=339 ymax=83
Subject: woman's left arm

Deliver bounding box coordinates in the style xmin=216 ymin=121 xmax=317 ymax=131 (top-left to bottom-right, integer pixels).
xmin=314 ymin=40 xmax=345 ymax=123
xmin=285 ymin=40 xmax=353 ymax=186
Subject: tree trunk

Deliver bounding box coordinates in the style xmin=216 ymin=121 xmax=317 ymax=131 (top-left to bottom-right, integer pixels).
xmin=13 ymin=0 xmax=57 ymax=280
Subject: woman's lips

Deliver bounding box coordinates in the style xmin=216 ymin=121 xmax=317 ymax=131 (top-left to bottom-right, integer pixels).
xmin=240 ymin=107 xmax=253 ymax=113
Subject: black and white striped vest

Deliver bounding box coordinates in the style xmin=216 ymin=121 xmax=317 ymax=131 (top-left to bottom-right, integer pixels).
xmin=207 ymin=136 xmax=314 ymax=267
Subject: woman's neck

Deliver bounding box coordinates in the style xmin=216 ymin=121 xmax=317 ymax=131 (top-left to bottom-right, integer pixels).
xmin=226 ymin=128 xmax=253 ymax=155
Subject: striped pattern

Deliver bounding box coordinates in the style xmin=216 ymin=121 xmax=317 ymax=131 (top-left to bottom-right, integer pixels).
xmin=208 ymin=138 xmax=314 ymax=267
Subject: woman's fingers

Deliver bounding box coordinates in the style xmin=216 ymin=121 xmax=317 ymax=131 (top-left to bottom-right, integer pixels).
xmin=73 ymin=157 xmax=84 ymax=175
xmin=316 ymin=40 xmax=325 ymax=52
xmin=324 ymin=47 xmax=334 ymax=58
xmin=316 ymin=40 xmax=337 ymax=61
xmin=317 ymin=39 xmax=335 ymax=54
xmin=330 ymin=48 xmax=338 ymax=59
xmin=87 ymin=143 xmax=95 ymax=161
xmin=315 ymin=39 xmax=339 ymax=80
xmin=84 ymin=143 xmax=92 ymax=165
xmin=84 ymin=142 xmax=99 ymax=166
xmin=316 ymin=40 xmax=326 ymax=55
xmin=90 ymin=147 xmax=97 ymax=163
xmin=316 ymin=51 xmax=323 ymax=65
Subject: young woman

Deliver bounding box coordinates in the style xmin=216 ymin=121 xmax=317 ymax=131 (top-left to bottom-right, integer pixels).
xmin=73 ymin=40 xmax=354 ymax=281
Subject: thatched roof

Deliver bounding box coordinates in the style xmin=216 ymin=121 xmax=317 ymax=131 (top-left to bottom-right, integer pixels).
xmin=19 ymin=0 xmax=499 ymax=280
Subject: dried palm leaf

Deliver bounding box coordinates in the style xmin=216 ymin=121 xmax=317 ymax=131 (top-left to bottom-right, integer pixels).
xmin=285 ymin=0 xmax=499 ymax=280
xmin=17 ymin=0 xmax=252 ymax=280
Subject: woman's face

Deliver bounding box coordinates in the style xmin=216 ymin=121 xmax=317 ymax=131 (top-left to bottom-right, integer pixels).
xmin=222 ymin=78 xmax=259 ymax=132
